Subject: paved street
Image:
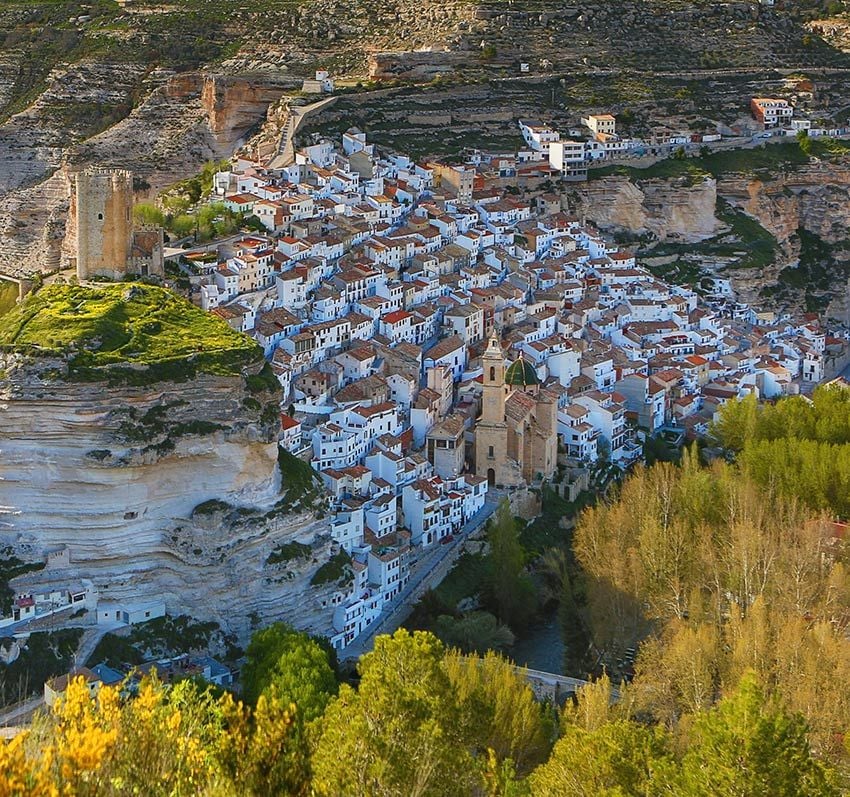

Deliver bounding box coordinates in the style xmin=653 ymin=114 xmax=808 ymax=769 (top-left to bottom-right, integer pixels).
xmin=342 ymin=490 xmax=502 ymax=660
xmin=0 ymin=695 xmax=42 ymax=728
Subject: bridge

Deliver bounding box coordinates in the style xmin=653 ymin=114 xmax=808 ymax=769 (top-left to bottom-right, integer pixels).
xmin=511 ymin=665 xmax=621 ymax=704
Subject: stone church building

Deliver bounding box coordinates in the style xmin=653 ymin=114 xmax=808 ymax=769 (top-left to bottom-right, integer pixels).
xmin=474 ymin=332 xmax=558 ymax=487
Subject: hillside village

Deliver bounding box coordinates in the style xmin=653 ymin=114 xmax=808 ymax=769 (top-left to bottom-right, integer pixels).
xmin=153 ymin=109 xmax=850 ymax=650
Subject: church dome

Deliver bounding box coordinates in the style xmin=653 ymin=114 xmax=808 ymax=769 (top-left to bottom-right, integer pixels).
xmin=505 ymin=357 xmax=540 ymax=387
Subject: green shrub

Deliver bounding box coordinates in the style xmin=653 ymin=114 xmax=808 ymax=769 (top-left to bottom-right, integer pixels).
xmin=0 ymin=629 xmax=83 ymax=708
xmin=276 ymin=448 xmax=324 ymax=512
xmin=246 ymin=362 xmax=281 ymax=395
xmin=193 ymin=499 xmax=232 ymax=516
xmin=310 ymin=550 xmax=352 ymax=587
xmin=267 ymin=541 xmax=312 ymax=566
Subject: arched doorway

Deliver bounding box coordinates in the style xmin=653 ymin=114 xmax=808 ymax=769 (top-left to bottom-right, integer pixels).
xmin=487 ymin=468 xmax=496 ymax=486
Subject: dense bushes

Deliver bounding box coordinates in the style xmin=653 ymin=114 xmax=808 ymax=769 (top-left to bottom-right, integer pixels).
xmin=712 ymin=385 xmax=850 ymax=516
xmin=5 ymin=629 xmax=841 ymax=796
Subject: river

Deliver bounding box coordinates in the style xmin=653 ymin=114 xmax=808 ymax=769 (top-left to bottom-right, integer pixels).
xmin=509 ymin=612 xmax=565 ymax=674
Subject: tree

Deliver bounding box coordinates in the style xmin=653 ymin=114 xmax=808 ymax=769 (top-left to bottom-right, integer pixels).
xmin=170 ymin=214 xmax=196 ymax=238
xmin=27 ymin=675 xmax=225 ymax=797
xmin=537 ymin=547 xmax=591 ymax=675
xmin=528 ymin=719 xmax=670 ymax=797
xmin=632 ymin=620 xmax=720 ymax=722
xmin=242 ymin=214 xmax=266 ymax=233
xmin=675 ymin=672 xmax=837 ymax=797
xmin=709 ymin=392 xmax=758 ymax=451
xmin=312 ymin=630 xmax=478 ymax=797
xmin=133 ymin=202 xmax=165 ymax=227
xmin=434 ymin=611 xmax=515 ymax=654
xmin=562 ymin=672 xmax=625 ymax=732
xmin=443 ymin=649 xmax=554 ymax=775
xmin=797 ymin=127 xmax=812 ymax=155
xmin=216 ymin=689 xmax=311 ymax=797
xmin=20 ymin=674 xmax=312 ymax=797
xmin=240 ymin=623 xmax=337 ymax=721
xmin=161 ymin=193 xmax=192 ymax=215
xmin=486 ymin=500 xmax=536 ymax=630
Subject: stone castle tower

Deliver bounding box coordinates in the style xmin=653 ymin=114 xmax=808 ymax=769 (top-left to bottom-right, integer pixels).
xmin=75 ymin=167 xmax=134 ymax=281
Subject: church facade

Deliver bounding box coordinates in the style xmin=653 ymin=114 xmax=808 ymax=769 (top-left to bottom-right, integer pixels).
xmin=474 ymin=333 xmax=558 ymax=487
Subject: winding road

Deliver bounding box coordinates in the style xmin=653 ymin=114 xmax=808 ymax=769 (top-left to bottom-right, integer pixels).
xmin=342 ymin=490 xmax=503 ymax=660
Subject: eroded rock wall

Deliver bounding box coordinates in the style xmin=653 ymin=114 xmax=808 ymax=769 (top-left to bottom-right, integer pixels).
xmin=571 ymin=175 xmax=720 ymax=243
xmin=0 ymin=70 xmax=289 ymax=279
xmin=719 ymin=163 xmax=850 ymax=250
xmin=0 ymin=357 xmax=336 ymax=641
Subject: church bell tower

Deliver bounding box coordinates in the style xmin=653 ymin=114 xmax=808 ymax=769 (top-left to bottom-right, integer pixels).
xmin=481 ymin=331 xmax=506 ymax=423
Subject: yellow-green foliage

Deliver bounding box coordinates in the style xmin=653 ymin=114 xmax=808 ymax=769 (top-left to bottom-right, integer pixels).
xmin=0 ymin=284 xmax=261 ymax=382
xmin=712 ymin=385 xmax=850 ymax=516
xmin=2 ymin=631 xmax=844 ymax=796
xmin=7 ymin=675 xmax=310 ymax=797
xmin=574 ymin=447 xmax=850 ymax=761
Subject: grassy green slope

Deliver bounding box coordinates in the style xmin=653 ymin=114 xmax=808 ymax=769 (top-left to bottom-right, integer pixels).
xmin=0 ymin=283 xmax=261 ymax=382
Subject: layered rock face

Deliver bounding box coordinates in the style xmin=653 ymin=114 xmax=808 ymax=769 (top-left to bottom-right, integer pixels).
xmin=720 ymin=163 xmax=850 ymax=249
xmin=0 ymin=70 xmax=290 ymax=279
xmin=571 ymin=160 xmax=850 ymax=312
xmin=0 ymin=357 xmax=336 ymax=641
xmin=720 ymin=163 xmax=850 ymax=314
xmin=571 ymin=175 xmax=720 ymax=243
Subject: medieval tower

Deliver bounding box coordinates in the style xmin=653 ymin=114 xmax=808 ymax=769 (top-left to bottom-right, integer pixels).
xmin=75 ymin=167 xmax=134 ymax=281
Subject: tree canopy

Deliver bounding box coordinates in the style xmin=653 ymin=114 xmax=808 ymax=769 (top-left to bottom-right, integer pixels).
xmin=4 ymin=629 xmax=847 ymax=795
xmin=240 ymin=622 xmax=337 ymax=722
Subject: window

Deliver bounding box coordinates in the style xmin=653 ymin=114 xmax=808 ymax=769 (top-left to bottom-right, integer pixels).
xmin=488 ymin=446 xmax=494 ymax=459
xmin=97 ymin=213 xmax=103 ymax=220
xmin=489 ymin=366 xmax=496 ymax=381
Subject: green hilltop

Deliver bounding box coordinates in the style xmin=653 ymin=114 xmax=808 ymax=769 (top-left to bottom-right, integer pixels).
xmin=0 ymin=283 xmax=262 ymax=384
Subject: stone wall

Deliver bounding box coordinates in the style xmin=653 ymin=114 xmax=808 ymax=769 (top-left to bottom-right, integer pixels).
xmin=508 ymin=488 xmax=542 ymax=522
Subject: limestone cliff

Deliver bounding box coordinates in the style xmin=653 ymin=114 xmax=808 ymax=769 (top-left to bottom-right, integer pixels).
xmin=717 ymin=162 xmax=850 ymax=313
xmin=570 ymin=174 xmax=720 ymax=244
xmin=719 ymin=162 xmax=850 ymax=251
xmin=0 ymin=70 xmax=291 ymax=279
xmin=574 ymin=158 xmax=850 ymax=314
xmin=0 ymin=286 xmax=339 ymax=641
xmin=0 ymin=355 xmax=342 ymax=641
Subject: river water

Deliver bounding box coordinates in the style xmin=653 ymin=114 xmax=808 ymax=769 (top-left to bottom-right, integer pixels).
xmin=509 ymin=613 xmax=565 ymax=673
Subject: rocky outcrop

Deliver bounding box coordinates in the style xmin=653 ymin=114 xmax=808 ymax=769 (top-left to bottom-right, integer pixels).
xmin=369 ymin=52 xmax=473 ymax=82
xmin=571 ymin=158 xmax=850 ymax=312
xmin=570 ymin=175 xmax=720 ymax=243
xmin=0 ymin=70 xmax=289 ymax=278
xmin=718 ymin=163 xmax=850 ymax=251
xmin=717 ymin=163 xmax=850 ymax=313
xmin=0 ymin=356 xmax=337 ymax=641
xmin=199 ymin=75 xmax=290 ymax=149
